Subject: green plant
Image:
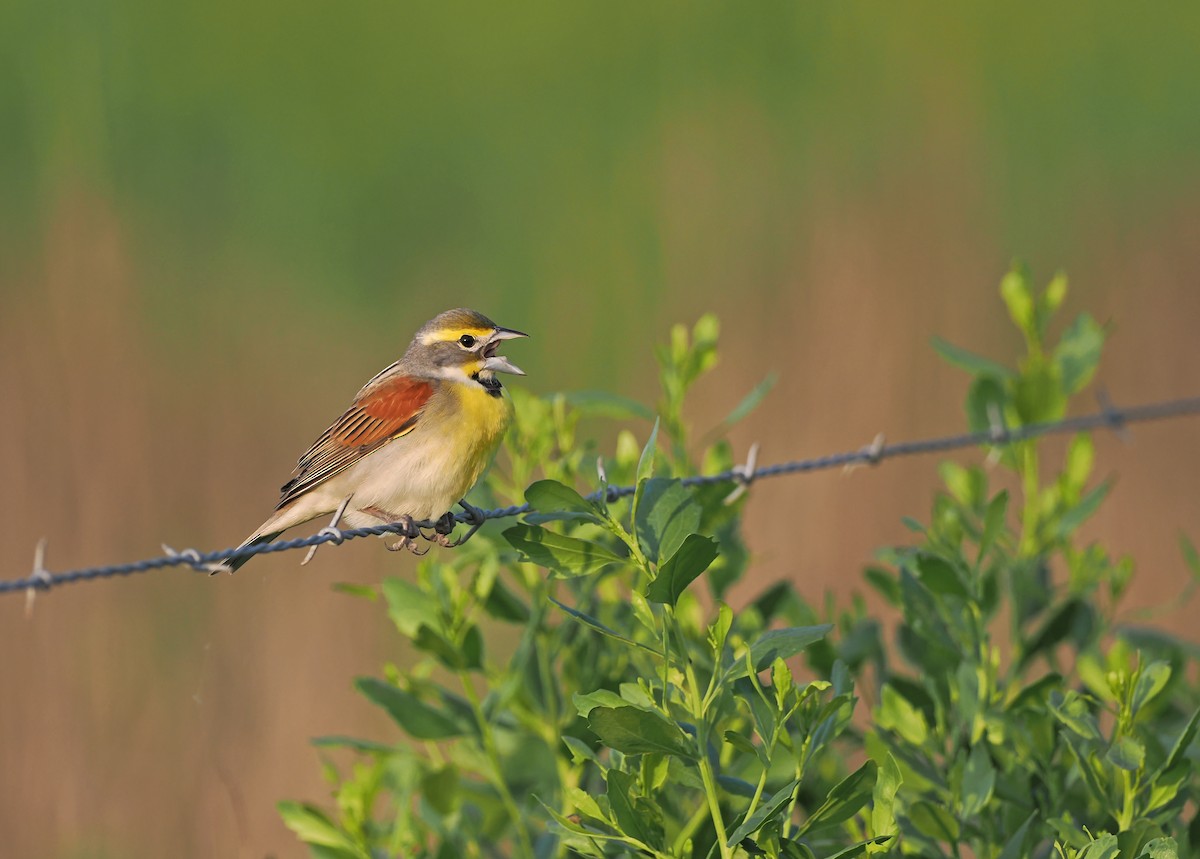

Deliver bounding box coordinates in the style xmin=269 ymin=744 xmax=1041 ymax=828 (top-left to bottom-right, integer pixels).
xmin=281 ymin=270 xmax=1200 ymax=859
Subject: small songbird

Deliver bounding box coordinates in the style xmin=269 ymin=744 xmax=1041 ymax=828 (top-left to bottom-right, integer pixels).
xmin=219 ymin=308 xmax=527 ymax=572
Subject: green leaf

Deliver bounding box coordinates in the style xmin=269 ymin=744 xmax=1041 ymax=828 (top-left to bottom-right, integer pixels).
xmin=721 ymin=373 xmax=778 ymax=426
xmin=728 ymin=625 xmax=833 ymax=679
xmin=637 ymin=418 xmax=660 ymax=486
xmin=909 ymin=553 xmax=969 ymax=599
xmin=561 ymin=737 xmax=599 ymax=768
xmin=997 ymin=813 xmax=1037 ymax=859
xmin=824 ymin=838 xmax=895 ymax=859
xmin=311 ymin=735 xmax=395 ymax=753
xmin=549 ymin=597 xmax=658 ymax=653
xmin=644 ymin=534 xmax=719 ymax=607
xmin=1013 ymin=358 xmax=1066 ymax=424
xmin=726 ymin=778 xmax=800 ymax=846
xmin=1063 ymin=731 xmax=1109 ymax=806
xmin=1107 ymin=736 xmax=1146 ymax=771
xmin=1078 ymin=833 xmax=1120 ymax=859
xmin=708 ymin=602 xmax=734 ymax=655
xmin=354 ymin=678 xmax=467 ymax=740
xmin=965 ymin=376 xmax=1009 ymax=437
xmin=631 ymin=419 xmax=662 ymax=535
xmin=460 ymin=623 xmax=483 ymax=670
xmin=587 ymin=706 xmax=696 ymax=759
xmin=563 ymin=390 xmax=655 ymax=421
xmin=797 ymin=760 xmax=877 ymax=835
xmin=960 ymin=744 xmax=996 ymax=817
xmin=1019 ymin=599 xmax=1090 ymax=671
xmin=931 ymin=337 xmax=1014 ymax=379
xmin=1000 ymin=266 xmax=1037 ymax=343
xmin=1146 ymin=763 xmax=1188 ymax=812
xmin=978 ymin=490 xmax=1009 ymax=563
xmin=1006 ymin=672 xmax=1063 ymax=710
xmin=870 ymin=753 xmax=902 ymax=846
xmin=635 ymin=478 xmax=702 ymax=563
xmin=1064 ymin=433 xmax=1094 ymax=492
xmin=479 ymin=576 xmax=531 ymax=623
xmin=1041 ymin=271 xmax=1068 ymax=321
xmin=278 ymin=801 xmax=359 ymax=854
xmin=420 ymin=764 xmax=460 ymax=816
xmin=573 ymin=689 xmax=629 ymax=718
xmin=1055 ymin=312 xmax=1105 ymax=394
xmin=864 ymin=567 xmax=900 ymax=606
xmin=331 ymin=582 xmax=377 ymax=601
xmin=1131 ymin=661 xmax=1171 ymax=718
xmin=524 ymin=479 xmax=600 ymax=521
xmin=607 ymin=769 xmax=658 ymax=847
xmin=1137 ymin=837 xmax=1179 ymax=859
xmin=877 ymin=684 xmax=929 ymax=746
xmin=1056 ymin=480 xmax=1111 ymax=538
xmin=413 ymin=625 xmax=468 ymax=669
xmin=1180 ymin=534 xmax=1200 ymax=579
xmin=908 ymin=799 xmax=960 ymax=842
xmin=1049 ymin=691 xmax=1102 ymax=741
xmin=381 ymin=578 xmax=438 ymax=639
xmin=724 ymin=730 xmax=767 ymax=765
xmin=1157 ymin=704 xmax=1200 ymax=777
xmin=503 ymin=524 xmax=625 ymax=577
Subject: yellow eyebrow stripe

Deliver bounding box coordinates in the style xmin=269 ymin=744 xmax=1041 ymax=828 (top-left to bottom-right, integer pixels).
xmin=419 ymin=327 xmax=494 ymax=345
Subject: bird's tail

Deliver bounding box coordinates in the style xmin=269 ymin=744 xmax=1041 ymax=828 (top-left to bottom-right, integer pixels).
xmin=218 ymin=528 xmax=285 ymax=574
xmin=212 ymin=501 xmax=327 ymax=574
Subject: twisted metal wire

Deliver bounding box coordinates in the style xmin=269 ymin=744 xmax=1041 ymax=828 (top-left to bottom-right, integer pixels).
xmin=4 ymin=394 xmax=1199 ymax=596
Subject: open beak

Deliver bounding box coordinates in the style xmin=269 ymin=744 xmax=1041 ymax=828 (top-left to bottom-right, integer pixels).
xmin=481 ymin=326 xmax=528 ymax=376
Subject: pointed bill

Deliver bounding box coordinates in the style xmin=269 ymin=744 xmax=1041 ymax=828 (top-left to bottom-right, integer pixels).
xmin=482 ymin=325 xmax=528 ymax=375
xmin=483 ymin=354 xmax=525 ymax=376
xmin=490 ymin=325 xmax=529 ymax=341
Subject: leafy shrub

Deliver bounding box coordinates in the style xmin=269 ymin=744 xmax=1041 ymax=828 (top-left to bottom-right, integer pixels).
xmin=281 ymin=268 xmax=1200 ymax=858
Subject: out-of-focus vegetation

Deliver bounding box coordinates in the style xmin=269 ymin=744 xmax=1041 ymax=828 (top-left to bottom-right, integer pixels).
xmin=4 ymin=4 xmax=1200 ymax=858
xmin=4 ymin=4 xmax=1200 ymax=349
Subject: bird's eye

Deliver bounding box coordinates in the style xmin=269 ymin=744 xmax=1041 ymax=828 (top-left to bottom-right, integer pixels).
xmin=458 ymin=335 xmax=477 ymax=348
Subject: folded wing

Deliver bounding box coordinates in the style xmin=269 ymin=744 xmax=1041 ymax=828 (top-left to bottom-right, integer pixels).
xmin=277 ymin=373 xmax=435 ymax=509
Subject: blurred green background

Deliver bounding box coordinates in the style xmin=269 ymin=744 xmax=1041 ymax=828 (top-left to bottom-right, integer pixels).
xmin=3 ymin=3 xmax=1200 ymax=857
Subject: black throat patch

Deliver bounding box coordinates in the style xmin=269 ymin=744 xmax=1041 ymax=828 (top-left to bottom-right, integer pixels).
xmin=471 ymin=372 xmax=504 ymax=398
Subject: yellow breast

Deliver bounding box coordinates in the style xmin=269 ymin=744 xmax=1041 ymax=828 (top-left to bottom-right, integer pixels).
xmin=447 ymin=381 xmax=514 ymax=490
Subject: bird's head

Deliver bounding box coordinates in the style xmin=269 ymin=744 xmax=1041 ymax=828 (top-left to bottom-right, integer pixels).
xmin=405 ymin=308 xmax=528 ymax=383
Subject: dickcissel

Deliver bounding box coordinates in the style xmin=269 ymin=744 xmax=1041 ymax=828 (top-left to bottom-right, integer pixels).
xmin=220 ymin=308 xmax=527 ymax=572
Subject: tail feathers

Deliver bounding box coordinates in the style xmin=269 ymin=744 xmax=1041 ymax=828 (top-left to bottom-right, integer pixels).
xmin=219 ymin=529 xmax=284 ymax=574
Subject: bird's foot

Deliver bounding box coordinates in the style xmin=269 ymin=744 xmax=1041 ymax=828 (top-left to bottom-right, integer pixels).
xmin=365 ymin=512 xmax=427 ymax=555
xmin=421 ymin=511 xmax=459 ymax=548
xmin=434 ymin=511 xmax=457 ymax=535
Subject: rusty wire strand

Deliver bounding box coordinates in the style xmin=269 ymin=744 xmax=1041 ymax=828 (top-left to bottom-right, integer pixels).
xmin=4 ymin=394 xmax=1199 ymax=596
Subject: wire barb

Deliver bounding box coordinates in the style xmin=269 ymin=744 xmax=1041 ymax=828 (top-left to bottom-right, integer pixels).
xmin=3 ymin=393 xmax=1200 ymax=596
xmin=24 ymin=537 xmax=50 ymax=617
xmin=1095 ymin=387 xmax=1130 ymax=442
xmin=302 ymin=494 xmax=353 ymax=567
xmin=162 ymin=544 xmax=227 ymax=575
xmin=724 ymin=442 xmax=760 ymax=504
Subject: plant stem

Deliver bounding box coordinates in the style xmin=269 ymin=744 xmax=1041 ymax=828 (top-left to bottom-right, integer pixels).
xmin=683 ymin=655 xmax=732 ymax=859
xmin=1018 ymin=443 xmax=1041 ymax=557
xmin=458 ymin=670 xmax=536 ymax=859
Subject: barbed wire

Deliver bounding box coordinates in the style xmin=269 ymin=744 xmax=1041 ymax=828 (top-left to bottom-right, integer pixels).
xmin=4 ymin=393 xmax=1200 ymax=598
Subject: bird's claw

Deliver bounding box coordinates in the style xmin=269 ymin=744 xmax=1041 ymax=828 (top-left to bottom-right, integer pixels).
xmin=384 ymin=516 xmax=428 ymax=554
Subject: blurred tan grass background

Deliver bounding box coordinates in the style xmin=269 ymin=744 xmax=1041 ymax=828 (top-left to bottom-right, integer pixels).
xmin=2 ymin=3 xmax=1200 ymax=857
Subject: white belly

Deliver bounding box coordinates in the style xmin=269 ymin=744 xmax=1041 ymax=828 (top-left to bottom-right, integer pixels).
xmin=270 ymin=383 xmax=511 ymax=534
xmin=318 ymin=428 xmax=477 ymax=525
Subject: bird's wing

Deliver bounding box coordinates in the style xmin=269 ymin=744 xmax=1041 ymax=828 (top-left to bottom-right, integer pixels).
xmin=276 ymin=373 xmax=435 ymax=509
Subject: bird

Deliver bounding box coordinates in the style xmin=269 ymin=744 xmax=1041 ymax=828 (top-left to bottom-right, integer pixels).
xmin=217 ymin=308 xmax=527 ymax=573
